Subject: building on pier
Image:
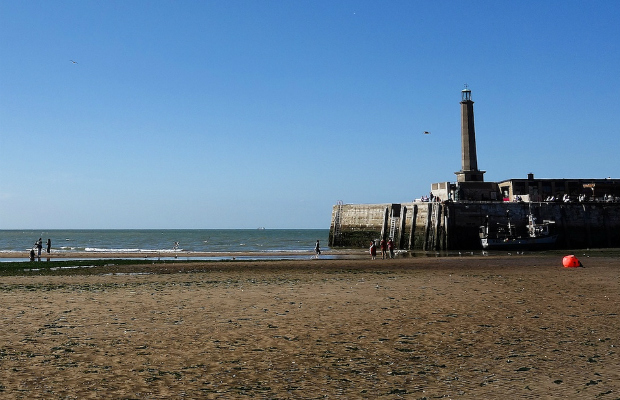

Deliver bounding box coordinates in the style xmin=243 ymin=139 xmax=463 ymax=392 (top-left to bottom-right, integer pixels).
xmin=329 ymin=88 xmax=620 ymax=250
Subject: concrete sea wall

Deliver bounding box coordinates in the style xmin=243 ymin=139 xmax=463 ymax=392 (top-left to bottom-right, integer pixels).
xmin=329 ymin=201 xmax=620 ymax=250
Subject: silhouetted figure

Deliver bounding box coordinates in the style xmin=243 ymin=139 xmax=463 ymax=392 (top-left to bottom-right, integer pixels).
xmin=36 ymin=238 xmax=43 ymax=257
xmin=314 ymin=240 xmax=321 ymax=258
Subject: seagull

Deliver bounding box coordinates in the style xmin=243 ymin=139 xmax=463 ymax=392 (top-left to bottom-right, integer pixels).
xmin=70 ymin=60 xmax=78 ymax=64
xmin=423 ymin=131 xmax=430 ymax=134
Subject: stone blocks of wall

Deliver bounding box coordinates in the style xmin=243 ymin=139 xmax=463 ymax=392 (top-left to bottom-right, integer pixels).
xmin=329 ymin=203 xmax=389 ymax=248
xmin=330 ymin=201 xmax=620 ymax=251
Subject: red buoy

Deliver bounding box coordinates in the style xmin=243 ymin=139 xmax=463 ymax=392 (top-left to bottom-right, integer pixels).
xmin=562 ymin=255 xmax=582 ymax=268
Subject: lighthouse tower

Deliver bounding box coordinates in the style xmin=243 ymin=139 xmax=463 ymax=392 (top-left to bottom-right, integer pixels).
xmin=455 ymin=86 xmax=485 ymax=182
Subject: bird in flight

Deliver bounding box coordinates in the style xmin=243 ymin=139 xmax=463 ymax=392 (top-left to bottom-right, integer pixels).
xmin=70 ymin=60 xmax=78 ymax=64
xmin=423 ymin=131 xmax=431 ymax=134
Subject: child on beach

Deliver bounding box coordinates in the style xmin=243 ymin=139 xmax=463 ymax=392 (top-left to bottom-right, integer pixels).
xmin=380 ymin=239 xmax=387 ymax=259
xmin=387 ymin=238 xmax=395 ymax=259
xmin=369 ymin=241 xmax=377 ymax=260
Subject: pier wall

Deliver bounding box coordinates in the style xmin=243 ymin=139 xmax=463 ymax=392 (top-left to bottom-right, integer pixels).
xmin=329 ymin=201 xmax=620 ymax=250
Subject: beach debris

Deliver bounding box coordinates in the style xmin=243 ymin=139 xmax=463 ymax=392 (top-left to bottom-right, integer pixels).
xmin=562 ymin=255 xmax=584 ymax=268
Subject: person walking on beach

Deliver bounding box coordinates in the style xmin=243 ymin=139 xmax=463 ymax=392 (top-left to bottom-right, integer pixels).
xmin=369 ymin=240 xmax=377 ymax=260
xmin=387 ymin=238 xmax=395 ymax=259
xmin=314 ymin=240 xmax=321 ymax=258
xmin=35 ymin=238 xmax=43 ymax=257
xmin=46 ymin=238 xmax=51 ymax=254
xmin=380 ymin=238 xmax=387 ymax=259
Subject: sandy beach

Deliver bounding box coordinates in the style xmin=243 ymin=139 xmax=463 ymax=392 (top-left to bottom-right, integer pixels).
xmin=0 ymin=249 xmax=357 ymax=261
xmin=1 ymin=254 xmax=619 ymax=399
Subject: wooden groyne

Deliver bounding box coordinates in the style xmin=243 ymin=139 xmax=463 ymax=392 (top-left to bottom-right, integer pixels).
xmin=328 ymin=201 xmax=620 ymax=250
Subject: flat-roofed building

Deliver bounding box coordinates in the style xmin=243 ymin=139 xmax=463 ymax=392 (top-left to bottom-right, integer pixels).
xmin=497 ymin=174 xmax=620 ymax=202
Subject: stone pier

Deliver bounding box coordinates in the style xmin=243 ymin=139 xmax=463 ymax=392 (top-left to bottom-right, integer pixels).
xmin=329 ymin=201 xmax=620 ymax=251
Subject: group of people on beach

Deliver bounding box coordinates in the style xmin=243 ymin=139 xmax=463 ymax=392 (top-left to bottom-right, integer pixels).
xmin=314 ymin=238 xmax=396 ymax=260
xmin=370 ymin=238 xmax=395 ymax=260
xmin=29 ymin=238 xmax=51 ymax=261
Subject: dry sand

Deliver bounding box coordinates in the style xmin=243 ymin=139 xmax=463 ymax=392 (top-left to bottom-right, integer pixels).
xmin=1 ymin=255 xmax=619 ymax=399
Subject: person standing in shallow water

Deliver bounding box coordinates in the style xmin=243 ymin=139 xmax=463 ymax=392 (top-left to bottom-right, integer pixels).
xmin=314 ymin=240 xmax=321 ymax=258
xmin=46 ymin=239 xmax=51 ymax=254
xmin=36 ymin=238 xmax=43 ymax=257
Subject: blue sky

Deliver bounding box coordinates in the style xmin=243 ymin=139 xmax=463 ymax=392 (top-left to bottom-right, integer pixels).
xmin=1 ymin=1 xmax=619 ymax=229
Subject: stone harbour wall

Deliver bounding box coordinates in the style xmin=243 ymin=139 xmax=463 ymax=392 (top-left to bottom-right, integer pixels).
xmin=329 ymin=201 xmax=620 ymax=251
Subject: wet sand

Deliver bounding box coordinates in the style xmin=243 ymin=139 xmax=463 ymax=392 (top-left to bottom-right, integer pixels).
xmin=0 ymin=249 xmax=361 ymax=261
xmin=1 ymin=255 xmax=619 ymax=398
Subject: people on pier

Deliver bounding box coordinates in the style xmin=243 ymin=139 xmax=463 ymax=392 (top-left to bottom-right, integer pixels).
xmin=419 ymin=194 xmax=443 ymax=202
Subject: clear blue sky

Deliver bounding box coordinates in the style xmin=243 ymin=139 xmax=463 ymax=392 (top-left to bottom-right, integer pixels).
xmin=1 ymin=1 xmax=619 ymax=229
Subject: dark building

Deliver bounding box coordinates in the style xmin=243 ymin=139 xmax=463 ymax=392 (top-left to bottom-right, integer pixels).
xmin=498 ymin=175 xmax=620 ymax=203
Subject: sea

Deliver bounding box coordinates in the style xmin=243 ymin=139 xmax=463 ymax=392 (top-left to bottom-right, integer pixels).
xmin=0 ymin=229 xmax=330 ymax=261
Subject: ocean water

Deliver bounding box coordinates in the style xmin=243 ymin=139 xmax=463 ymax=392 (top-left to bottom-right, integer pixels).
xmin=0 ymin=229 xmax=330 ymax=254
